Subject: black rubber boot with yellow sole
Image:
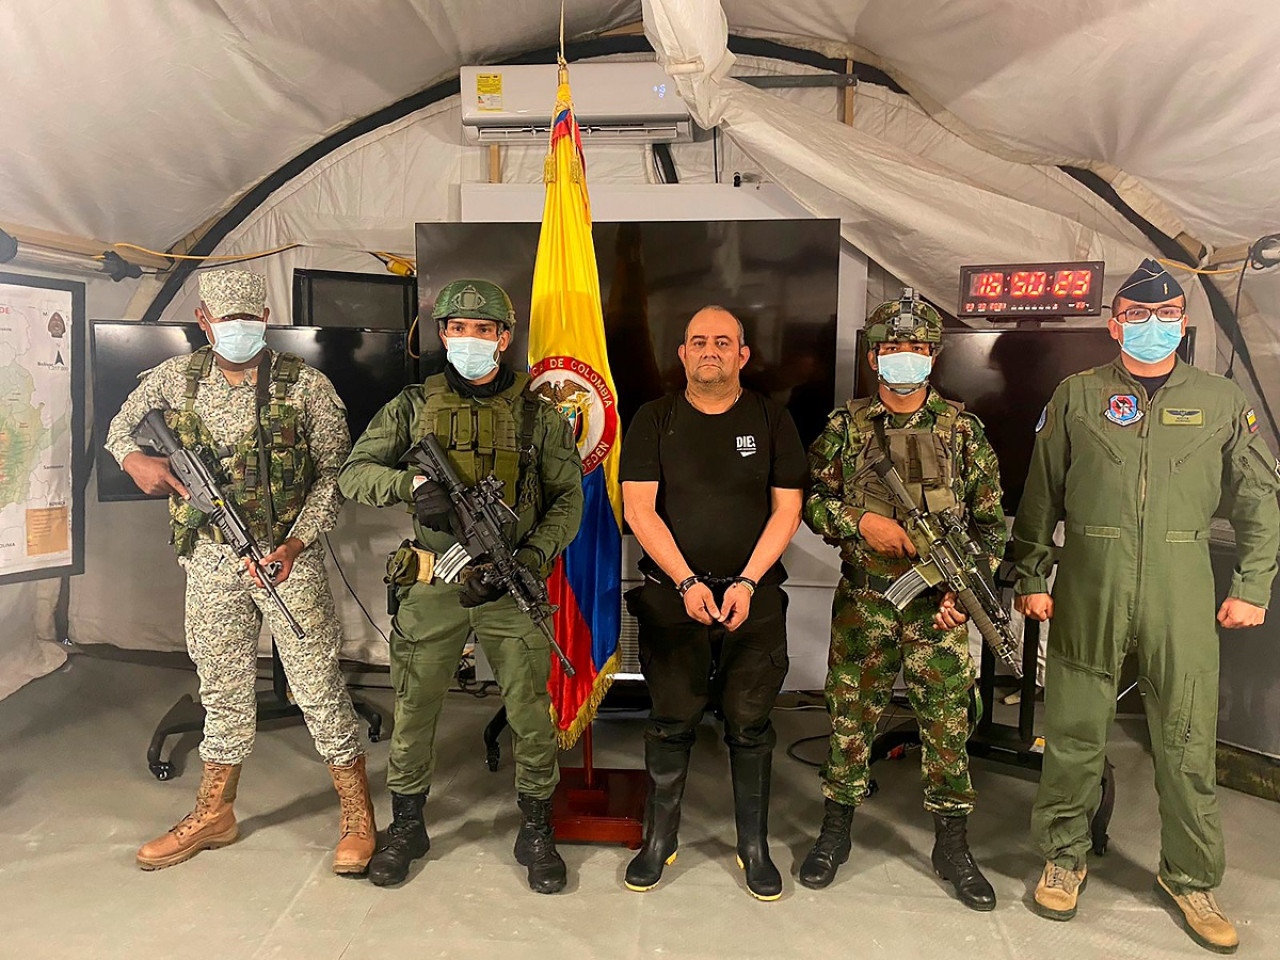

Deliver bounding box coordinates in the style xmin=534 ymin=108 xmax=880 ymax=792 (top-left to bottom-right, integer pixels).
xmin=730 ymin=747 xmax=782 ymax=901
xmin=625 ymin=738 xmax=692 ymax=892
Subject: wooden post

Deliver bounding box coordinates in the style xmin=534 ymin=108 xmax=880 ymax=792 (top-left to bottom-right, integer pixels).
xmin=582 ymin=724 xmax=596 ymax=789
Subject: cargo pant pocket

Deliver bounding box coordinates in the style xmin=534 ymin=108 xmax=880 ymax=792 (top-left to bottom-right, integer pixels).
xmin=1176 ymin=671 xmax=1218 ymax=778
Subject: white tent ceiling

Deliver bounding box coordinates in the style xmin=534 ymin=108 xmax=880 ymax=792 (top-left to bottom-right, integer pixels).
xmin=2 ymin=0 xmax=1278 ymax=700
xmin=3 ymin=0 xmax=1278 ymax=256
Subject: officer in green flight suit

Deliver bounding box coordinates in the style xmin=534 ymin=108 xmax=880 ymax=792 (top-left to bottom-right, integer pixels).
xmin=1013 ymin=259 xmax=1280 ymax=953
xmin=338 ymin=279 xmax=583 ymax=894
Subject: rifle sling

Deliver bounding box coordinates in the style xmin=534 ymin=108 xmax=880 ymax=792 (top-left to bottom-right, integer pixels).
xmin=254 ymin=351 xmax=276 ymax=552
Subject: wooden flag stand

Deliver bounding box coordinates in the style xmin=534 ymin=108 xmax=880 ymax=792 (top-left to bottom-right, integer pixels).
xmin=551 ymin=723 xmax=646 ymax=848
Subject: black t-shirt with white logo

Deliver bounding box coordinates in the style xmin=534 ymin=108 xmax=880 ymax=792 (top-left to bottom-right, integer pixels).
xmin=619 ymin=390 xmax=808 ymax=585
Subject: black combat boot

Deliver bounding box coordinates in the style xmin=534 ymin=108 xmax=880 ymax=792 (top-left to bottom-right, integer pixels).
xmin=729 ymin=747 xmax=783 ymax=901
xmin=367 ymin=791 xmax=430 ymax=887
xmin=514 ymin=794 xmax=567 ymax=894
xmin=625 ymin=739 xmax=693 ymax=892
xmin=931 ymin=813 xmax=996 ymax=911
xmin=798 ymin=798 xmax=855 ymax=889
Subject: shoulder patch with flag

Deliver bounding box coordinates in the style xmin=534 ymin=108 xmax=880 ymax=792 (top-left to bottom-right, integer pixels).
xmin=528 ymin=64 xmax=622 ymax=749
xmin=1245 ymin=408 xmax=1259 ymax=433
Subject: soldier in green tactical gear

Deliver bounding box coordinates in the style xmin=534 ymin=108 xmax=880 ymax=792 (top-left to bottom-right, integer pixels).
xmin=1014 ymin=259 xmax=1280 ymax=953
xmin=338 ymin=278 xmax=584 ymax=895
xmin=105 ymin=269 xmax=375 ymax=876
xmin=802 ymin=288 xmax=1005 ymax=910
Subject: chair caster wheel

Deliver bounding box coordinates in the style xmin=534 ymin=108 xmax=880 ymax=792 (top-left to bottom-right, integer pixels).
xmin=150 ymin=762 xmax=174 ymax=781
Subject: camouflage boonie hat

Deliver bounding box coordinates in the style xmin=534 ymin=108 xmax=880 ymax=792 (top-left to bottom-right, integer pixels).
xmin=198 ymin=269 xmax=267 ymax=318
xmin=865 ymin=287 xmax=943 ymax=345
xmin=431 ymin=279 xmax=517 ymax=329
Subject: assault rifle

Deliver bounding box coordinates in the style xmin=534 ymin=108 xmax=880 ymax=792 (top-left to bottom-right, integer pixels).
xmin=401 ymin=433 xmax=575 ymax=677
xmin=133 ymin=409 xmax=305 ymax=640
xmin=871 ymin=457 xmax=1022 ymax=675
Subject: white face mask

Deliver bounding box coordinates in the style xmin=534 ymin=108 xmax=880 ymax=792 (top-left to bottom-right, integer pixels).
xmin=877 ymin=351 xmax=933 ymax=394
xmin=445 ymin=335 xmax=500 ymax=380
xmin=208 ymin=318 xmax=267 ymax=363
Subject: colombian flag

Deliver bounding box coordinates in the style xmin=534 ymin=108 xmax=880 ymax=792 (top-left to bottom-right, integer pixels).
xmin=528 ymin=64 xmax=622 ymax=749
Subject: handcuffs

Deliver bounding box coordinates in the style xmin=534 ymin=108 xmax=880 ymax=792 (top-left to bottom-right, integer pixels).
xmin=676 ymin=574 xmax=757 ymax=597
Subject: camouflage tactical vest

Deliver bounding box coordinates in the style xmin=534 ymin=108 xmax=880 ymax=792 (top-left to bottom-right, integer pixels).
xmin=166 ymin=347 xmax=314 ymax=556
xmin=844 ymin=396 xmax=964 ymax=521
xmin=415 ymin=373 xmax=541 ymax=522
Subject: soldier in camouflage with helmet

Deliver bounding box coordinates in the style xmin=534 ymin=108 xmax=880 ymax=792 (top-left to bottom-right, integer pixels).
xmin=338 ymin=279 xmax=583 ymax=894
xmin=105 ymin=269 xmax=375 ymax=875
xmin=799 ymin=289 xmax=1006 ymax=910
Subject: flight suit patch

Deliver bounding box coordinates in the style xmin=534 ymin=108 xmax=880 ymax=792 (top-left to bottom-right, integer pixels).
xmin=1245 ymin=408 xmax=1259 ymax=433
xmin=1161 ymin=408 xmax=1203 ymax=426
xmin=1104 ymin=394 xmax=1143 ymax=426
xmin=1035 ymin=406 xmax=1047 ymax=433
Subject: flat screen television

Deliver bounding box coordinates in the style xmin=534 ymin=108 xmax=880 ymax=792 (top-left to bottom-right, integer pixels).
xmin=415 ymin=220 xmax=840 ymax=447
xmin=90 ymin=321 xmax=412 ymax=502
xmin=854 ymin=327 xmax=1196 ymax=513
xmin=292 ymin=268 xmax=416 ymax=331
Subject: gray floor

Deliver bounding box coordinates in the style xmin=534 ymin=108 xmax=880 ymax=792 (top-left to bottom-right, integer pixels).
xmin=2 ymin=653 xmax=1278 ymax=960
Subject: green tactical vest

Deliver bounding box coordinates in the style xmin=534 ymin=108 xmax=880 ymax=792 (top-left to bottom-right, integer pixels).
xmin=166 ymin=347 xmax=314 ymax=556
xmin=414 ymin=372 xmax=542 ymax=526
xmin=844 ymin=396 xmax=964 ymax=520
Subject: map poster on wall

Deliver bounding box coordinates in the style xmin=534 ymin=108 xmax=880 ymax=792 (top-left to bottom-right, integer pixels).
xmin=0 ymin=272 xmax=85 ymax=585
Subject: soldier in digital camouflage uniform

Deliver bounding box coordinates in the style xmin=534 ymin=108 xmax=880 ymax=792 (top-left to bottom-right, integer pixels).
xmin=799 ymin=289 xmax=1005 ymax=910
xmin=105 ymin=269 xmax=374 ymax=875
xmin=338 ymin=279 xmax=583 ymax=894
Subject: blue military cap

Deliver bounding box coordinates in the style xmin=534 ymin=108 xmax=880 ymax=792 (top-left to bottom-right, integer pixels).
xmin=1116 ymin=257 xmax=1184 ymax=303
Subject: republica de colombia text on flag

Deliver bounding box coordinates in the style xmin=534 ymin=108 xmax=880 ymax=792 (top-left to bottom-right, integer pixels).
xmin=527 ymin=64 xmax=622 ymax=749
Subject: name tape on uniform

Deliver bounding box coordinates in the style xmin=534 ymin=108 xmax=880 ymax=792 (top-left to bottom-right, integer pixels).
xmin=1161 ymin=408 xmax=1204 ymax=426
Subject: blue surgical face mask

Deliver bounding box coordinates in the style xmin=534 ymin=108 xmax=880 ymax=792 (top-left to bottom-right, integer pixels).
xmin=1120 ymin=317 xmax=1184 ymax=365
xmin=446 ymin=335 xmax=500 ymax=380
xmin=877 ymin=350 xmax=933 ymax=394
xmin=208 ymin=318 xmax=267 ymax=364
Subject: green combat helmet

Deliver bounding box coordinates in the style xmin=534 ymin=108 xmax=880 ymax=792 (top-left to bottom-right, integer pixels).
xmin=864 ymin=287 xmax=943 ymax=345
xmin=431 ymin=279 xmax=517 ymax=329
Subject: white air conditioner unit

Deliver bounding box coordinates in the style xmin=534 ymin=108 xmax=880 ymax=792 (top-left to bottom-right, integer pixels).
xmin=460 ymin=62 xmax=692 ymax=145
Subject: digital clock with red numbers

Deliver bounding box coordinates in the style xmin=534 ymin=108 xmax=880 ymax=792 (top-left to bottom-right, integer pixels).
xmin=958 ymin=261 xmax=1105 ymax=318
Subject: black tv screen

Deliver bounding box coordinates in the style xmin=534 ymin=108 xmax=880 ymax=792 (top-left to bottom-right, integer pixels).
xmin=854 ymin=327 xmax=1196 ymax=513
xmin=415 ymin=220 xmax=840 ymax=446
xmin=90 ymin=321 xmax=412 ymax=502
xmin=292 ymin=268 xmax=417 ymax=331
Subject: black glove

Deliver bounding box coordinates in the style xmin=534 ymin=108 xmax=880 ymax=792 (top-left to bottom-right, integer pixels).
xmin=457 ymin=561 xmax=505 ymax=608
xmin=412 ymin=476 xmax=452 ymax=531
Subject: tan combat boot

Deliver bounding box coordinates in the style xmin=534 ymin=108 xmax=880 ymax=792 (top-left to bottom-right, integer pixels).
xmin=1033 ymin=861 xmax=1088 ymax=920
xmin=329 ymin=754 xmax=376 ymax=875
xmin=1157 ymin=877 xmax=1239 ymax=954
xmin=137 ymin=761 xmax=240 ymax=870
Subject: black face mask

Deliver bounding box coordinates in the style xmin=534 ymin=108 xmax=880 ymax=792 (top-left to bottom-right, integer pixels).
xmin=445 ymin=362 xmax=514 ymax=398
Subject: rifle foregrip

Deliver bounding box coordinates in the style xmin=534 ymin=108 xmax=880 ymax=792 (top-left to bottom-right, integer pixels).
xmin=956 ymin=586 xmax=1023 ymax=677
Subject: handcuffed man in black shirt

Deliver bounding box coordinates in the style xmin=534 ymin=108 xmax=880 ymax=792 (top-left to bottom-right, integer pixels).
xmin=619 ymin=306 xmax=806 ymax=901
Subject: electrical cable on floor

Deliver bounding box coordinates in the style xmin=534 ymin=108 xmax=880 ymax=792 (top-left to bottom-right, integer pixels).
xmin=785 ymin=705 xmax=916 ymax=767
xmin=325 ymin=532 xmax=388 ymax=644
